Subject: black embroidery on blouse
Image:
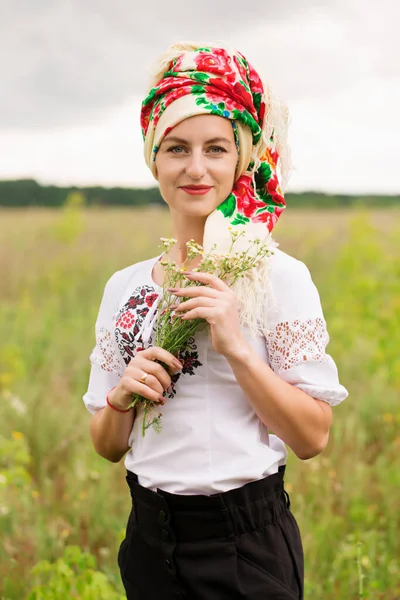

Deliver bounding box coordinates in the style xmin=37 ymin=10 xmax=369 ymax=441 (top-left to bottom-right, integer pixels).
xmin=167 ymin=337 xmax=203 ymax=399
xmin=114 ymin=285 xmax=159 ymax=364
xmin=114 ymin=288 xmax=202 ymax=390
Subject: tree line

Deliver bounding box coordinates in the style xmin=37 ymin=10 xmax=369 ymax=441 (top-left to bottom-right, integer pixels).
xmin=0 ymin=179 xmax=398 ymax=208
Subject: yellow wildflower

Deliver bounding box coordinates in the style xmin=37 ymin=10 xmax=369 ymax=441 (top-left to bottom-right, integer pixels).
xmin=383 ymin=413 xmax=394 ymax=423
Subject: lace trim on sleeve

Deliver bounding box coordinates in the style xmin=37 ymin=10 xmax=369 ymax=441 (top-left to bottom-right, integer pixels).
xmin=266 ymin=317 xmax=329 ymax=371
xmin=90 ymin=325 xmax=124 ymax=378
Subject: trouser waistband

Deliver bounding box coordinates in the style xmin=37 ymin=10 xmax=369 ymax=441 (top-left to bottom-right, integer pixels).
xmin=125 ymin=467 xmax=289 ymax=543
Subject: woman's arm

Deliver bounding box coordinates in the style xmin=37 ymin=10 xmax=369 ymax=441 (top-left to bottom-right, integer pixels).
xmin=88 ymin=347 xmax=183 ymax=463
xmin=171 ymin=267 xmax=342 ymax=460
xmin=225 ymin=344 xmax=332 ymax=460
xmin=90 ymin=398 xmax=135 ymax=463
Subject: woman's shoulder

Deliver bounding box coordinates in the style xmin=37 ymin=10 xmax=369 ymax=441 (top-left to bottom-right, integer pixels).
xmin=268 ymin=247 xmax=312 ymax=282
xmin=104 ymin=254 xmax=160 ymax=295
xmin=266 ymin=248 xmax=322 ymax=320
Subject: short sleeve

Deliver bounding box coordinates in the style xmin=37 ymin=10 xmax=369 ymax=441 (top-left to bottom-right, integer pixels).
xmin=264 ymin=252 xmax=348 ymax=406
xmin=83 ymin=271 xmax=126 ymax=414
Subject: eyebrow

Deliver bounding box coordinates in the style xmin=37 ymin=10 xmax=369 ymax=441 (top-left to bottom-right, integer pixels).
xmin=162 ymin=136 xmax=233 ymax=145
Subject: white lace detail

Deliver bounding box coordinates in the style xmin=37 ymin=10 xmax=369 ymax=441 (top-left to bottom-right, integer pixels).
xmin=90 ymin=325 xmax=124 ymax=377
xmin=266 ymin=317 xmax=329 ymax=371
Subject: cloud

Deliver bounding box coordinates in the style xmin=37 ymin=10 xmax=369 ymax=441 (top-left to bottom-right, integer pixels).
xmin=0 ymin=0 xmax=398 ymax=192
xmin=3 ymin=0 xmax=390 ymax=129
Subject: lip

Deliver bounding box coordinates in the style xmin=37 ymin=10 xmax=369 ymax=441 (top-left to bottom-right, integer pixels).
xmin=179 ymin=185 xmax=213 ymax=196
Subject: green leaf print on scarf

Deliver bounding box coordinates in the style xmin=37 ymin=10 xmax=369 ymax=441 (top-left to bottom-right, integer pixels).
xmin=255 ymin=162 xmax=273 ymax=203
xmin=231 ymin=109 xmax=261 ymax=143
xmin=252 ymin=91 xmax=262 ymax=114
xmin=217 ymin=193 xmax=236 ymax=218
xmin=195 ymin=96 xmax=228 ymax=118
xmin=255 ymin=205 xmax=275 ymax=216
xmin=231 ymin=213 xmax=250 ymax=226
xmin=192 ymin=72 xmax=211 ymax=83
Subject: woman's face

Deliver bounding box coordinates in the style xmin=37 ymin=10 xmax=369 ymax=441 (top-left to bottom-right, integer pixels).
xmin=155 ymin=114 xmax=238 ymax=218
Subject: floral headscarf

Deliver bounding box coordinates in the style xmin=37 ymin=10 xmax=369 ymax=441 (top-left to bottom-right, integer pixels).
xmin=141 ymin=44 xmax=288 ymax=245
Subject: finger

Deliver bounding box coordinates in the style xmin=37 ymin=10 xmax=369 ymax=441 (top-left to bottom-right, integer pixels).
xmin=119 ymin=374 xmax=165 ymax=404
xmin=179 ymin=307 xmax=216 ymax=321
xmin=129 ymin=366 xmax=165 ymax=396
xmin=139 ymin=347 xmax=183 ymax=373
xmin=168 ymin=285 xmax=219 ymax=299
xmin=173 ymin=297 xmax=216 ymax=313
xmin=181 ymin=271 xmax=228 ymax=292
xmin=131 ymin=360 xmax=171 ymax=392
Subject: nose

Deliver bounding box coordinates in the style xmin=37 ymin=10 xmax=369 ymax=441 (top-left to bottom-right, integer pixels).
xmin=185 ymin=150 xmax=207 ymax=180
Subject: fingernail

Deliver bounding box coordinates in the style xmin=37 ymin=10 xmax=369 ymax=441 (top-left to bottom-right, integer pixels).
xmin=167 ymin=385 xmax=173 ymax=394
xmin=158 ymin=396 xmax=165 ymax=405
xmin=168 ymin=288 xmax=179 ymax=293
xmin=173 ymin=359 xmax=183 ymax=369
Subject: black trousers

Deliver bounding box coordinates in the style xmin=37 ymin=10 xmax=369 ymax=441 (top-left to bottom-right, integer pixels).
xmin=118 ymin=467 xmax=304 ymax=599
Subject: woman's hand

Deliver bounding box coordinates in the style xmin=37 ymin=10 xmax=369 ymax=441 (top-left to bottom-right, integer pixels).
xmin=169 ymin=271 xmax=246 ymax=358
xmin=108 ymin=347 xmax=183 ymax=411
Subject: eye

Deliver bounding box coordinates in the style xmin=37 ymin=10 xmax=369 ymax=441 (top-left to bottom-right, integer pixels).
xmin=208 ymin=146 xmax=227 ymax=154
xmin=167 ymin=146 xmax=186 ymax=154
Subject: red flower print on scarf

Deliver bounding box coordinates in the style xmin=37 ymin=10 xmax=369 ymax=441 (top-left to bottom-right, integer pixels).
xmin=252 ymin=211 xmax=277 ymax=230
xmin=155 ymin=76 xmax=188 ymax=96
xmin=267 ymin=174 xmax=285 ymax=206
xmin=248 ymin=64 xmax=264 ymax=95
xmin=164 ymin=85 xmax=191 ymax=107
xmin=162 ymin=126 xmax=174 ymax=138
xmin=203 ymin=88 xmax=238 ymax=113
xmin=172 ymin=55 xmax=185 ymax=72
xmin=258 ymin=100 xmax=266 ymax=124
xmin=152 ymin=101 xmax=164 ymax=125
xmin=235 ymin=175 xmax=265 ymax=218
xmin=194 ymin=48 xmax=232 ymax=76
xmin=208 ymin=78 xmax=254 ymax=115
xmin=141 ymin=103 xmax=152 ymax=136
xmin=233 ymin=55 xmax=248 ymax=84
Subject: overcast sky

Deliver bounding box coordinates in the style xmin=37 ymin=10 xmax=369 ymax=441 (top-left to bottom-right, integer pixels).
xmin=1 ymin=0 xmax=399 ymax=193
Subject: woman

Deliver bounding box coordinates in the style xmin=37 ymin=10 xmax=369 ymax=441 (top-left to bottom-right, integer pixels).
xmin=83 ymin=42 xmax=348 ymax=600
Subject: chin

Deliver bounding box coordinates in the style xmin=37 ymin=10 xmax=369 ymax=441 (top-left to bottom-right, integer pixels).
xmin=173 ymin=200 xmax=221 ymax=217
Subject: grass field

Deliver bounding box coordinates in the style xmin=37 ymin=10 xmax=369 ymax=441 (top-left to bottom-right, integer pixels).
xmin=0 ymin=205 xmax=399 ymax=599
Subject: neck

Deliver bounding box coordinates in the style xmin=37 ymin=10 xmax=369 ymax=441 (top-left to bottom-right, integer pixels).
xmin=167 ymin=210 xmax=206 ymax=266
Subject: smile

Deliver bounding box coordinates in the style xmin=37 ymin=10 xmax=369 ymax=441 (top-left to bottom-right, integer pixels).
xmin=179 ymin=186 xmax=213 ymax=196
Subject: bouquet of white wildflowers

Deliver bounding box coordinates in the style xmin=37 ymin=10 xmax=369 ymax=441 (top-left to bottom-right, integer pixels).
xmin=129 ymin=229 xmax=273 ymax=435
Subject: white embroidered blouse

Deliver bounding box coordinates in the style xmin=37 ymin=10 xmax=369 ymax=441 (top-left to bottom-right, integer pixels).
xmin=83 ymin=249 xmax=348 ymax=494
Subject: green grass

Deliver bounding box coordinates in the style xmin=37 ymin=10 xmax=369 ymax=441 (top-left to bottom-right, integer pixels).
xmin=0 ymin=206 xmax=399 ymax=599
